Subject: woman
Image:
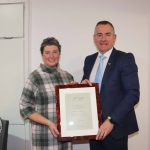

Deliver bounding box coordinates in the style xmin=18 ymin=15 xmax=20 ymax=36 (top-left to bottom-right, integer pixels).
xmin=20 ymin=37 xmax=75 ymax=150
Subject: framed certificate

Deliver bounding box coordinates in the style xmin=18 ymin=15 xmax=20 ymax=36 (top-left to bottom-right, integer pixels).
xmin=55 ymin=83 xmax=102 ymax=141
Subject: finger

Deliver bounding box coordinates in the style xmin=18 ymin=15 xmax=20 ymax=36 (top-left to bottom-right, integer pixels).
xmin=81 ymin=79 xmax=92 ymax=86
xmin=87 ymin=81 xmax=92 ymax=86
xmin=69 ymin=81 xmax=79 ymax=85
xmin=101 ymin=133 xmax=107 ymax=140
xmin=96 ymin=129 xmax=101 ymax=140
xmin=96 ymin=130 xmax=105 ymax=140
xmin=81 ymin=81 xmax=86 ymax=84
xmin=51 ymin=130 xmax=57 ymax=138
xmin=52 ymin=129 xmax=59 ymax=138
xmin=96 ymin=134 xmax=103 ymax=140
xmin=69 ymin=81 xmax=73 ymax=84
xmin=96 ymin=131 xmax=102 ymax=140
xmin=67 ymin=81 xmax=73 ymax=85
xmin=84 ymin=79 xmax=92 ymax=86
xmin=54 ymin=128 xmax=60 ymax=135
xmin=72 ymin=81 xmax=79 ymax=84
xmin=81 ymin=79 xmax=88 ymax=84
xmin=96 ymin=134 xmax=99 ymax=140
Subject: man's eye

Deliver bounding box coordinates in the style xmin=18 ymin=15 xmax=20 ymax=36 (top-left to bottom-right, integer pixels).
xmin=97 ymin=34 xmax=102 ymax=37
xmin=106 ymin=33 xmax=111 ymax=36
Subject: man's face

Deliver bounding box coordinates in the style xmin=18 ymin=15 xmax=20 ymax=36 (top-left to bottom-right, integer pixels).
xmin=93 ymin=24 xmax=116 ymax=54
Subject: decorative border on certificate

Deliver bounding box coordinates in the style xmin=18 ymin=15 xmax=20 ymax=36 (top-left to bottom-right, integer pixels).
xmin=55 ymin=83 xmax=102 ymax=141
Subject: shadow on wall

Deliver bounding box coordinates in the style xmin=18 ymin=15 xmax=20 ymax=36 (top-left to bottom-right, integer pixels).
xmin=128 ymin=103 xmax=139 ymax=139
xmin=65 ymin=56 xmax=85 ymax=83
xmin=128 ymin=132 xmax=139 ymax=139
xmin=71 ymin=68 xmax=83 ymax=83
xmin=7 ymin=134 xmax=30 ymax=150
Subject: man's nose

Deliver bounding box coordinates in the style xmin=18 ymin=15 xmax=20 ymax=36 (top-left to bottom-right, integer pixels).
xmin=101 ymin=35 xmax=106 ymax=40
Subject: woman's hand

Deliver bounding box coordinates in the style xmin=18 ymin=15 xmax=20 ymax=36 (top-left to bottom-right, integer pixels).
xmin=68 ymin=81 xmax=79 ymax=85
xmin=28 ymin=113 xmax=59 ymax=138
xmin=47 ymin=121 xmax=59 ymax=138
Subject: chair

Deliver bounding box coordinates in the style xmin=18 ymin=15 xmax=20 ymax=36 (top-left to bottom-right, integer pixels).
xmin=0 ymin=118 xmax=9 ymax=150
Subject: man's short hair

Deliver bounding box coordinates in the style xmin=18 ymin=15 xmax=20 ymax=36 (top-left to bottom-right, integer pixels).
xmin=95 ymin=20 xmax=115 ymax=32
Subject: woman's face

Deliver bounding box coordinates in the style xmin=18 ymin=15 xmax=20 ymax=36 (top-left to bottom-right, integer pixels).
xmin=42 ymin=45 xmax=60 ymax=67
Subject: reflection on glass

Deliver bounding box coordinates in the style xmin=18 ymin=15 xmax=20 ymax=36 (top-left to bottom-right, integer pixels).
xmin=65 ymin=92 xmax=93 ymax=131
xmin=69 ymin=121 xmax=74 ymax=125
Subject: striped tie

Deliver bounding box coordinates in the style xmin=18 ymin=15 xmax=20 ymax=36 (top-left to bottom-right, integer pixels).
xmin=94 ymin=55 xmax=106 ymax=91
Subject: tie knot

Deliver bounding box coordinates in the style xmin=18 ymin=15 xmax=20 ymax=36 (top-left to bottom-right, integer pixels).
xmin=100 ymin=55 xmax=106 ymax=60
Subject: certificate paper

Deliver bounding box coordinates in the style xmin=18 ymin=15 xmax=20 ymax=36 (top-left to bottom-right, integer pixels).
xmin=65 ymin=92 xmax=93 ymax=131
xmin=55 ymin=84 xmax=102 ymax=141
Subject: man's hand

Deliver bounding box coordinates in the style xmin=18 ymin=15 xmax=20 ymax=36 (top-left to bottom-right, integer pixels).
xmin=96 ymin=119 xmax=114 ymax=140
xmin=81 ymin=79 xmax=92 ymax=86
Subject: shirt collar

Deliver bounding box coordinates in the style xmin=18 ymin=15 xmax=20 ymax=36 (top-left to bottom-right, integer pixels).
xmin=98 ymin=48 xmax=113 ymax=58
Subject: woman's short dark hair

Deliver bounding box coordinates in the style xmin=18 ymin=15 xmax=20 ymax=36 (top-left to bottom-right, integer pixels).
xmin=40 ymin=37 xmax=61 ymax=55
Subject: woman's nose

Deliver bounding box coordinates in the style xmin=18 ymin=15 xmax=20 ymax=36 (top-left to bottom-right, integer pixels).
xmin=49 ymin=53 xmax=54 ymax=58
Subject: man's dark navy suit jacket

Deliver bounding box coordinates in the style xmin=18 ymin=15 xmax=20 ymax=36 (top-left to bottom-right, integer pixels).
xmin=82 ymin=48 xmax=140 ymax=139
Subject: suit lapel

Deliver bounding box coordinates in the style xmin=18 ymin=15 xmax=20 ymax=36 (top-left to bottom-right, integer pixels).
xmin=87 ymin=52 xmax=98 ymax=79
xmin=100 ymin=48 xmax=117 ymax=91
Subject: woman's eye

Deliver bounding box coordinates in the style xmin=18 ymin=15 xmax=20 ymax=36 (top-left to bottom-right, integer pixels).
xmin=53 ymin=51 xmax=59 ymax=54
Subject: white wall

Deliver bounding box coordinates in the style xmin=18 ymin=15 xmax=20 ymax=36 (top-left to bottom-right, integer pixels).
xmin=30 ymin=0 xmax=149 ymax=150
xmin=148 ymin=0 xmax=150 ymax=149
xmin=0 ymin=0 xmax=30 ymax=150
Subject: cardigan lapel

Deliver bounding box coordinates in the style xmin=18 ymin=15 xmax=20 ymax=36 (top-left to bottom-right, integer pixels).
xmin=100 ymin=48 xmax=117 ymax=91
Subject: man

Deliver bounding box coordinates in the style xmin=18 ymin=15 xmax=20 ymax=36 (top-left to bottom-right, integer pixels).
xmin=81 ymin=21 xmax=139 ymax=150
